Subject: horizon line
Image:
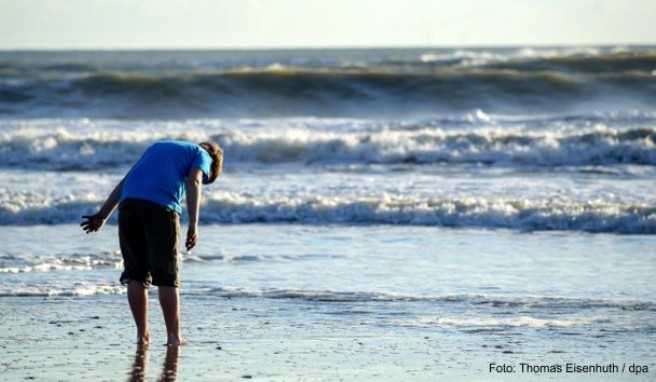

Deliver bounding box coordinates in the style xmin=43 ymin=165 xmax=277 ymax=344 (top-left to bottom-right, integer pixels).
xmin=1 ymin=42 xmax=655 ymax=52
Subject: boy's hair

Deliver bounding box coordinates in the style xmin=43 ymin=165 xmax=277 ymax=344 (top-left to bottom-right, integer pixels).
xmin=199 ymin=141 xmax=224 ymax=184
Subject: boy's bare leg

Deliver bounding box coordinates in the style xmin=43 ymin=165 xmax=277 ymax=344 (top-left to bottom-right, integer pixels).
xmin=158 ymin=286 xmax=184 ymax=346
xmin=127 ymin=281 xmax=150 ymax=345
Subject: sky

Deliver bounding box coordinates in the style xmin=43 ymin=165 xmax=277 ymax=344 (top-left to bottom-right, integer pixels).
xmin=0 ymin=0 xmax=654 ymax=49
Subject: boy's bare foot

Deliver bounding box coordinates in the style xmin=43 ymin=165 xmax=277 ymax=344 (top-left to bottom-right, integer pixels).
xmin=166 ymin=335 xmax=186 ymax=346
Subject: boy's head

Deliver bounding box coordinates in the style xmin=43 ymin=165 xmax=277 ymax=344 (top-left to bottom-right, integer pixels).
xmin=199 ymin=141 xmax=224 ymax=184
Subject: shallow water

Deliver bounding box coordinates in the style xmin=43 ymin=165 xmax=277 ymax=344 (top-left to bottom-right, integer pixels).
xmin=1 ymin=225 xmax=655 ymax=380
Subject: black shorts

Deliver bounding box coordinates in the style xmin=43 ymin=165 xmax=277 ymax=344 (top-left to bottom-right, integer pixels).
xmin=118 ymin=198 xmax=181 ymax=288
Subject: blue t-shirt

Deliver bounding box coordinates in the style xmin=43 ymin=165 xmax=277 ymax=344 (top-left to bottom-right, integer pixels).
xmin=121 ymin=140 xmax=212 ymax=214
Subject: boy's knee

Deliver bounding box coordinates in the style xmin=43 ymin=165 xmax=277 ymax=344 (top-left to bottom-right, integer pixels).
xmin=128 ymin=280 xmax=149 ymax=289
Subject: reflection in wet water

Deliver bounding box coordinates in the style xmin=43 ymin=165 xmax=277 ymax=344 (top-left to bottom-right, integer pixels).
xmin=127 ymin=345 xmax=180 ymax=382
xmin=128 ymin=345 xmax=148 ymax=382
xmin=159 ymin=346 xmax=180 ymax=382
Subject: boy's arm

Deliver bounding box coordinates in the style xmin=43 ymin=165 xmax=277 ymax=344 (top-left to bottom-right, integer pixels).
xmin=80 ymin=177 xmax=125 ymax=233
xmin=185 ymin=168 xmax=204 ymax=251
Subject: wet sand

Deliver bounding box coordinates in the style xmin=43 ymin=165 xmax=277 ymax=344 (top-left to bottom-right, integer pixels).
xmin=2 ymin=294 xmax=653 ymax=381
xmin=2 ymin=295 xmax=458 ymax=381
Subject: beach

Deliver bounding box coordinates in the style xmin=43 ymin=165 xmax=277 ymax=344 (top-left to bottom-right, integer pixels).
xmin=2 ymin=225 xmax=655 ymax=380
xmin=1 ymin=47 xmax=655 ymax=380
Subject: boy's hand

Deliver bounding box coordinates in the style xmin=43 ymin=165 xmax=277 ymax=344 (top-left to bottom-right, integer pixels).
xmin=80 ymin=213 xmax=106 ymax=233
xmin=186 ymin=225 xmax=197 ymax=251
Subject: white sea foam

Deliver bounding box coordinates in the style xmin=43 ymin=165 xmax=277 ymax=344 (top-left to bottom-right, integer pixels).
xmin=203 ymin=287 xmax=656 ymax=311
xmin=0 ymin=253 xmax=122 ymax=273
xmin=415 ymin=47 xmax=614 ymax=68
xmin=1 ymin=123 xmax=655 ymax=169
xmin=419 ymin=50 xmax=508 ymax=66
xmin=2 ymin=281 xmax=654 ymax=314
xmin=0 ymin=251 xmax=278 ymax=273
xmin=412 ymin=316 xmax=594 ymax=329
xmin=207 ymin=286 xmax=425 ymax=302
xmin=1 ymin=192 xmax=654 ymax=233
xmin=0 ymin=284 xmax=124 ymax=297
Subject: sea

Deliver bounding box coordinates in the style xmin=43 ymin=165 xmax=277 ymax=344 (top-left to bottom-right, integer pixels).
xmin=0 ymin=47 xmax=655 ymax=380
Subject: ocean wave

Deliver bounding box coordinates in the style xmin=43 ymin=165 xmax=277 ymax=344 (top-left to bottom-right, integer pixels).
xmin=1 ymin=126 xmax=655 ymax=170
xmin=0 ymin=251 xmax=308 ymax=273
xmin=2 ymin=277 xmax=653 ymax=314
xmin=212 ymin=126 xmax=656 ymax=166
xmin=409 ymin=316 xmax=595 ymax=329
xmin=203 ymin=286 xmax=656 ymax=311
xmin=2 ymin=51 xmax=656 ymax=117
xmin=0 ymin=253 xmax=122 ymax=273
xmin=3 ymin=282 xmax=654 ymax=315
xmin=200 ymin=194 xmax=656 ymax=233
xmin=0 ymin=284 xmax=124 ymax=298
xmin=3 ymin=48 xmax=654 ymax=74
xmin=1 ymin=193 xmax=654 ymax=233
xmin=393 ymin=50 xmax=656 ymax=73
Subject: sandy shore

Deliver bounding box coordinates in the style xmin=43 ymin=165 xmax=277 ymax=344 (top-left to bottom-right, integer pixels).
xmin=1 ymin=295 xmax=463 ymax=381
xmin=1 ymin=294 xmax=653 ymax=381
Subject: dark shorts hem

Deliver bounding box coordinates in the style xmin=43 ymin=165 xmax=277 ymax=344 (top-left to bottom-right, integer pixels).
xmin=120 ymin=273 xmax=152 ymax=288
xmin=119 ymin=273 xmax=180 ymax=288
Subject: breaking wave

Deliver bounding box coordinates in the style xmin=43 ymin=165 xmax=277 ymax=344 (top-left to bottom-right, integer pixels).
xmin=0 ymin=251 xmax=313 ymax=273
xmin=0 ymin=284 xmax=125 ymax=298
xmin=2 ymin=49 xmax=656 ymax=117
xmin=3 ymin=281 xmax=654 ymax=315
xmin=1 ymin=125 xmax=655 ymax=170
xmin=1 ymin=193 xmax=654 ymax=233
xmin=203 ymin=286 xmax=656 ymax=311
xmin=0 ymin=252 xmax=122 ymax=273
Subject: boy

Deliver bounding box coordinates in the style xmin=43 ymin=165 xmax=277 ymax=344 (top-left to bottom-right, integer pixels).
xmin=81 ymin=140 xmax=223 ymax=346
